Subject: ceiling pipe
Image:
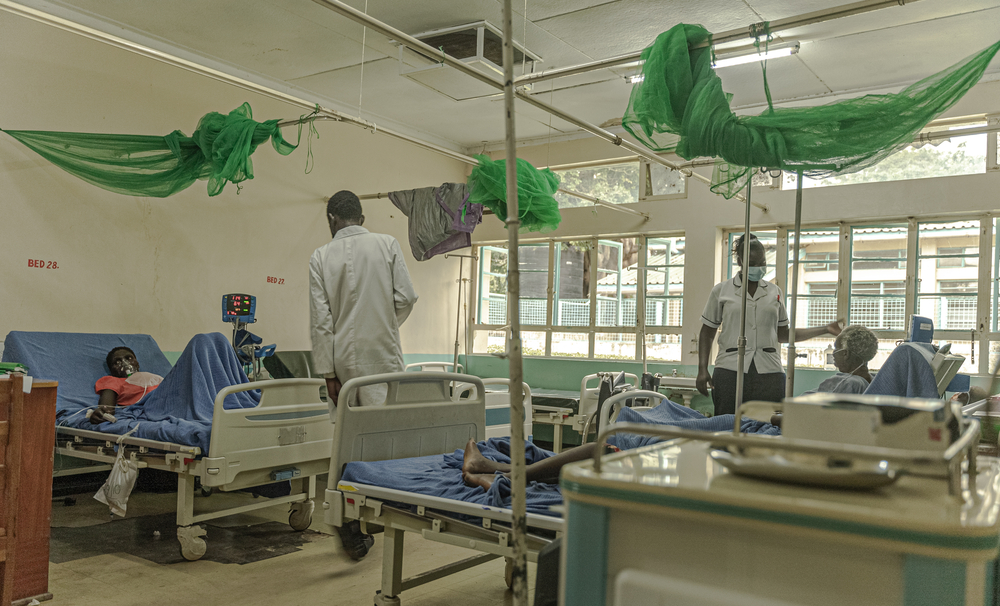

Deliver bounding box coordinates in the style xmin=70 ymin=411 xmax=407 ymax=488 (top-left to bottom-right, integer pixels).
xmin=0 ymin=0 xmax=476 ymax=166
xmin=515 ymin=0 xmax=926 ymax=86
xmin=310 ymin=0 xmax=764 ymax=210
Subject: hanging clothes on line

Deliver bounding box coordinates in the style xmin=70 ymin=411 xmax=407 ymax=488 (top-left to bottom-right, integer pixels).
xmin=388 ymin=182 xmax=482 ymax=261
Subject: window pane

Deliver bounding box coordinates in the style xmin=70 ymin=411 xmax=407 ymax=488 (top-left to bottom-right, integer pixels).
xmin=551 ymin=332 xmax=588 ymax=358
xmin=781 ymin=336 xmax=836 ymax=370
xmin=916 ymin=220 xmax=979 ymax=330
xmin=594 ymin=333 xmax=636 ymax=360
xmin=644 ymin=334 xmax=681 ymax=362
xmin=646 ymin=236 xmax=684 ymax=327
xmin=596 ymin=238 xmax=638 ymax=327
xmin=783 ymin=132 xmax=987 ymax=189
xmin=849 ymin=225 xmax=907 ymax=330
xmin=554 ymin=163 xmax=640 ymax=209
xmin=727 ymin=231 xmax=777 ymax=280
xmin=786 ymin=229 xmax=839 ymax=329
xmin=646 ymin=163 xmax=684 ymax=197
xmin=477 ymin=245 xmax=549 ymax=326
xmin=553 ymin=241 xmax=592 ymax=327
xmin=520 ymin=331 xmax=547 ymax=357
xmin=472 ymin=329 xmax=506 ymax=354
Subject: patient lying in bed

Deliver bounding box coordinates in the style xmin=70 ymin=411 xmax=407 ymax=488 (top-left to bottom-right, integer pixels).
xmin=91 ymin=346 xmax=165 ymax=423
xmin=460 ymin=401 xmax=780 ymax=490
xmin=68 ymin=332 xmax=259 ymax=451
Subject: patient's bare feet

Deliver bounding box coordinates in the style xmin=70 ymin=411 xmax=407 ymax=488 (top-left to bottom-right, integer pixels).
xmin=462 ymin=439 xmax=506 ymax=475
xmin=464 ymin=472 xmax=497 ymax=491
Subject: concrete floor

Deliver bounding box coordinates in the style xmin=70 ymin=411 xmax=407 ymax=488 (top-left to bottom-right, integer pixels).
xmin=45 ymin=485 xmax=536 ymax=606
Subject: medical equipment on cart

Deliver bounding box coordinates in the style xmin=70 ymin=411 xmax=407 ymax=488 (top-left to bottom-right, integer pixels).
xmin=222 ymin=293 xmax=275 ymax=380
xmin=561 ymin=408 xmax=992 ymax=606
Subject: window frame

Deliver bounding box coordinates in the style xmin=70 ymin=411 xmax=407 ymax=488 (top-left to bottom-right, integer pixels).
xmin=470 ymin=232 xmax=685 ymax=361
xmin=724 ymin=212 xmax=995 ymax=374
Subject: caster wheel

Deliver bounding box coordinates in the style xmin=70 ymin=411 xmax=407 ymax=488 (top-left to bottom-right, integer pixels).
xmin=289 ymin=501 xmax=315 ymax=531
xmin=200 ymin=487 xmax=213 ymax=497
xmin=374 ymin=590 xmax=401 ymax=606
xmin=177 ymin=525 xmax=207 ymax=561
xmin=505 ymin=557 xmax=513 ymax=589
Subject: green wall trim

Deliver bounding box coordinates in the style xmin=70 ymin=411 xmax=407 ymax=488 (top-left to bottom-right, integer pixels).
xmin=561 ymin=479 xmax=999 ymax=553
xmin=163 ymin=351 xmax=181 ymax=365
xmin=904 ymin=555 xmax=966 ymax=606
xmin=485 ymin=407 xmax=509 ymax=426
xmin=564 ymin=500 xmax=609 ymax=606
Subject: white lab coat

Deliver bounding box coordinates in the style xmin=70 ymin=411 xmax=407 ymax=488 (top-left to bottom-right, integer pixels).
xmin=309 ymin=225 xmax=418 ymax=406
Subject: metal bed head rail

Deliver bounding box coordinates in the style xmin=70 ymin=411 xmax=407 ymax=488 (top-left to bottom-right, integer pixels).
xmin=592 ymin=419 xmax=982 ymax=497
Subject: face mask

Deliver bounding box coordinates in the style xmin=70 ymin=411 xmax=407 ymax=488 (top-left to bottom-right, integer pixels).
xmin=746 ymin=266 xmax=766 ymax=282
xmin=116 ymin=360 xmax=137 ymax=377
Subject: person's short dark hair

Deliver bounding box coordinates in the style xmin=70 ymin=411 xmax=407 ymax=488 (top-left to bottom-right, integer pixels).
xmin=327 ymin=190 xmax=363 ymax=222
xmin=106 ymin=346 xmax=135 ymax=372
xmin=732 ymin=233 xmax=761 ymax=259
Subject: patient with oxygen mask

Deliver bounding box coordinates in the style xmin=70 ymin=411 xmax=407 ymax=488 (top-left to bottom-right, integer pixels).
xmin=90 ymin=346 xmax=163 ymax=423
xmin=810 ymin=325 xmax=879 ymax=395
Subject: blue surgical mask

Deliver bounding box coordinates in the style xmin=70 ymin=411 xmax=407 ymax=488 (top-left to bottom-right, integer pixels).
xmin=746 ymin=266 xmax=766 ymax=282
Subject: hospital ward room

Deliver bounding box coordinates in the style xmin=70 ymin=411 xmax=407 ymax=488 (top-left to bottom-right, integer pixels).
xmin=4 ymin=1 xmax=1000 ymax=606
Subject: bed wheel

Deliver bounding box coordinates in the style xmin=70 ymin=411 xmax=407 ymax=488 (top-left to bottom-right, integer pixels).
xmin=200 ymin=486 xmax=213 ymax=497
xmin=504 ymin=557 xmax=514 ymax=589
xmin=374 ymin=590 xmax=401 ymax=606
xmin=288 ymin=501 xmax=315 ymax=531
xmin=178 ymin=525 xmax=207 ymax=561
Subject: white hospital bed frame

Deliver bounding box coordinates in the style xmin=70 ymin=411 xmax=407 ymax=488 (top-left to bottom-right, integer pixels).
xmin=55 ymin=377 xmax=333 ymax=560
xmin=323 ymin=371 xmax=562 ymax=606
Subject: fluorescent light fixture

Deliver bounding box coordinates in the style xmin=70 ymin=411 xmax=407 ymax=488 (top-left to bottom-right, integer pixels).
xmin=624 ymin=40 xmax=800 ymax=83
xmin=712 ymin=41 xmax=800 ymax=69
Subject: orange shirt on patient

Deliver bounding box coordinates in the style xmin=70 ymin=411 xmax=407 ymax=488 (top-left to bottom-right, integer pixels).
xmin=94 ymin=372 xmax=163 ymax=407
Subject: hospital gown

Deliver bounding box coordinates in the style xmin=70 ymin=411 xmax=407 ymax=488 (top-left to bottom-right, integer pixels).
xmin=309 ymin=225 xmax=418 ymax=406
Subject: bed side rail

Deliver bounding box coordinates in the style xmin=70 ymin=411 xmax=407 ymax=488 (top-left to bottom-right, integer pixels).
xmin=204 ymin=378 xmax=332 ymax=487
xmin=329 ymin=372 xmax=486 ymax=486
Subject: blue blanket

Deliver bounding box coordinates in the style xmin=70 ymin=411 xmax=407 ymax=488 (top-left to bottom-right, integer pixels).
xmin=341 ymin=400 xmax=780 ymax=517
xmin=3 ymin=331 xmax=257 ymax=452
xmin=865 ymin=343 xmax=939 ymax=398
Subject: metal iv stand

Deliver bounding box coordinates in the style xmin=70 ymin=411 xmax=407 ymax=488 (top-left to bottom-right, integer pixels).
xmin=733 ymin=173 xmax=754 ymax=435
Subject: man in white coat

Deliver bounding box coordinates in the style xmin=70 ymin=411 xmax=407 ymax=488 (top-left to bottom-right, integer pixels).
xmin=310 ymin=190 xmax=418 ymax=408
xmin=309 ymin=190 xmax=418 ymax=560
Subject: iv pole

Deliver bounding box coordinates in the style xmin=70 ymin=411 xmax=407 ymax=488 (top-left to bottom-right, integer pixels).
xmin=786 ymin=171 xmax=804 ymax=396
xmin=445 ymin=253 xmax=476 ymax=372
xmin=733 ymin=173 xmax=755 ymax=435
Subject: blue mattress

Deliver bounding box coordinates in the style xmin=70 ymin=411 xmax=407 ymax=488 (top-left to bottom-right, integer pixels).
xmin=2 ymin=331 xmax=258 ymax=452
xmin=341 ymin=400 xmax=780 ymax=517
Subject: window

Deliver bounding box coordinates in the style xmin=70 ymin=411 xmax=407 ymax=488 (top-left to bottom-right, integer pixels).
xmin=916 ymin=221 xmax=980 ymax=331
xmin=553 ymin=162 xmax=639 ymax=209
xmin=645 ymin=237 xmax=685 ymax=327
xmin=473 ymin=234 xmax=684 ymax=361
xmin=850 ymin=225 xmax=907 ymax=330
xmin=782 ymin=125 xmax=987 ymax=190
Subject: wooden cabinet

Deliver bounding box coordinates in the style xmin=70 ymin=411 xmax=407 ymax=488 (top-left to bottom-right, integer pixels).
xmin=0 ymin=377 xmax=56 ymax=605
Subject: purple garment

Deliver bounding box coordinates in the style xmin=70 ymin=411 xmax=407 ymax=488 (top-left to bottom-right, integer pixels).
xmin=389 ymin=183 xmax=482 ymax=261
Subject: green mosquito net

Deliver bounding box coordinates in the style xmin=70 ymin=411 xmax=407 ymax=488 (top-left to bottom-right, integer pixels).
xmin=623 ymin=23 xmax=1000 ymax=198
xmin=1 ymin=102 xmax=301 ymax=197
xmin=467 ymin=155 xmax=562 ymax=232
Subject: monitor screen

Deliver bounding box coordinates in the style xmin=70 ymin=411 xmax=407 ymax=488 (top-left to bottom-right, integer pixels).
xmin=222 ymin=293 xmax=255 ymax=322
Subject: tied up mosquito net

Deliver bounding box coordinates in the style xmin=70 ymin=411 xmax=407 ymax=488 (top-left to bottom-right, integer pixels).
xmin=622 ymin=23 xmax=1000 ymax=198
xmin=466 ymin=155 xmax=562 ymax=232
xmin=1 ymin=102 xmax=302 ymax=197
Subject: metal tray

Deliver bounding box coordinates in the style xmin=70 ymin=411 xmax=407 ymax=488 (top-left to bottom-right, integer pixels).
xmin=710 ymin=446 xmax=902 ymax=490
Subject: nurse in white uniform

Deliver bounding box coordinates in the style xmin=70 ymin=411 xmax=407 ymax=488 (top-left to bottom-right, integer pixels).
xmin=696 ymin=233 xmax=841 ymax=415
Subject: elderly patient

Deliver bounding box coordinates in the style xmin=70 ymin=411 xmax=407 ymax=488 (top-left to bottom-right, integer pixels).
xmin=813 ymin=325 xmax=879 ymax=394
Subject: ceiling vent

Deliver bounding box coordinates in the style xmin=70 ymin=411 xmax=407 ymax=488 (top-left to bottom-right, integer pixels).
xmin=398 ymin=21 xmax=542 ymax=101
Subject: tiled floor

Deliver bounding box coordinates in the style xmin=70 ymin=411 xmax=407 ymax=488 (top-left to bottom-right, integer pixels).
xmin=44 ymin=486 xmax=535 ymax=606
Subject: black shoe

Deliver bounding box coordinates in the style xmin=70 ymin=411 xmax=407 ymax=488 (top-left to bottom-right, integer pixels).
xmin=338 ymin=521 xmax=373 ymax=560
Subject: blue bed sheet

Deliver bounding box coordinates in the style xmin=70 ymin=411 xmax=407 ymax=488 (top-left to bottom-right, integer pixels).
xmin=341 ymin=400 xmax=781 ymax=517
xmin=2 ymin=331 xmax=258 ymax=452
xmin=865 ymin=343 xmax=939 ymax=399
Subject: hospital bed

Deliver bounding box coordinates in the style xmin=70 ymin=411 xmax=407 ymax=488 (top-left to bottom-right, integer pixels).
xmin=3 ymin=331 xmax=333 ymax=561
xmin=323 ymin=371 xmax=562 ymax=606
xmin=532 ymin=372 xmax=639 ymax=452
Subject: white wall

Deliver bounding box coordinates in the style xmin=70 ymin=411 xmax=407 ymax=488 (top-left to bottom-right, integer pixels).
xmin=0 ymin=15 xmax=468 ymax=355
xmin=472 ymin=79 xmax=1000 ymax=367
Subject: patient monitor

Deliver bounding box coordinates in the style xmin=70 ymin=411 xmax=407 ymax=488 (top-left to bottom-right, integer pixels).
xmin=222 ymin=293 xmax=275 ymax=380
